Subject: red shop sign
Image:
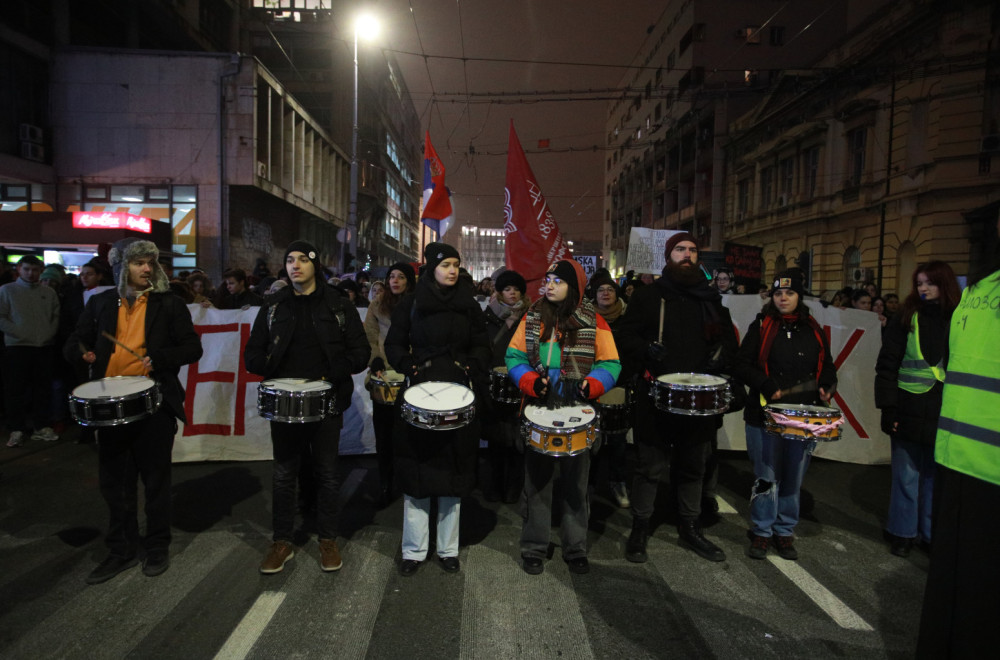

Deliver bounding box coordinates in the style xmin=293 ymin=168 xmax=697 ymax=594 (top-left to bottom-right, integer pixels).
xmin=72 ymin=211 xmax=152 ymax=234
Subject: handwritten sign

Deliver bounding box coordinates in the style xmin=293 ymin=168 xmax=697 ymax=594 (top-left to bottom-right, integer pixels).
xmin=625 ymin=228 xmax=682 ymax=274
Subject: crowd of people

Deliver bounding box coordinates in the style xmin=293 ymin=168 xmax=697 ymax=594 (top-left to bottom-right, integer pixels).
xmin=2 ymin=226 xmax=998 ymax=655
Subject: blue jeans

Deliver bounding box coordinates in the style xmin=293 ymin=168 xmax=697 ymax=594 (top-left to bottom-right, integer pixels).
xmin=402 ymin=495 xmax=461 ymax=560
xmin=886 ymin=437 xmax=935 ymax=542
xmin=745 ymin=424 xmax=815 ymax=538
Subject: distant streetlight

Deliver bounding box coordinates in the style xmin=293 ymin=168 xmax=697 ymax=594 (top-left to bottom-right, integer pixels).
xmin=344 ymin=12 xmax=380 ymax=273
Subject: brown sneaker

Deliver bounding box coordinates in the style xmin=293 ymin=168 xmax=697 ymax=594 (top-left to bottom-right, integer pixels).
xmin=319 ymin=539 xmax=343 ymax=572
xmin=260 ymin=541 xmax=295 ymax=574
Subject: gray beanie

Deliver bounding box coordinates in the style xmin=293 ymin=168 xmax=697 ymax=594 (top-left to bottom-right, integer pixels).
xmin=108 ymin=238 xmax=170 ymax=298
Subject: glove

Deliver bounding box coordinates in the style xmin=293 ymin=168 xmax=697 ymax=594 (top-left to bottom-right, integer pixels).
xmin=519 ymin=371 xmax=547 ymax=398
xmin=577 ymin=377 xmax=604 ymax=401
xmin=369 ymin=357 xmax=385 ymax=374
xmin=646 ymin=341 xmax=668 ymax=362
xmin=533 ymin=376 xmax=548 ymax=398
xmin=576 ymin=379 xmax=590 ymax=401
xmin=880 ymin=408 xmax=897 ymax=435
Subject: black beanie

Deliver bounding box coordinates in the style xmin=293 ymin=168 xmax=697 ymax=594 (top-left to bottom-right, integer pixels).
xmin=770 ymin=269 xmax=806 ymax=298
xmin=284 ymin=240 xmax=323 ymax=278
xmin=546 ymin=259 xmax=586 ymax=304
xmin=423 ymin=242 xmax=460 ymax=273
xmin=387 ymin=261 xmax=416 ymax=289
xmin=494 ymin=269 xmax=527 ymax=296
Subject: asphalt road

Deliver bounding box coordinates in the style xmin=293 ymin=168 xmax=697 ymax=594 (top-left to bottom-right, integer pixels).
xmin=0 ymin=430 xmax=926 ymax=659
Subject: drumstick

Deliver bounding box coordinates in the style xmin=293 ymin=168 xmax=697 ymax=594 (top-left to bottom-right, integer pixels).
xmin=101 ymin=331 xmax=145 ymax=361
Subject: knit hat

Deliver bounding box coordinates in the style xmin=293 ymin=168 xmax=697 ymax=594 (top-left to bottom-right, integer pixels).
xmin=387 ymin=261 xmax=416 ymax=289
xmin=40 ymin=266 xmax=63 ymax=283
xmin=494 ymin=269 xmax=527 ymax=296
xmin=664 ymin=231 xmax=698 ymax=259
xmin=283 ymin=240 xmax=323 ymax=279
xmin=770 ymin=269 xmax=806 ymax=298
xmin=546 ymin=259 xmax=587 ymax=305
xmin=589 ymin=272 xmax=621 ymax=300
xmin=108 ymin=237 xmax=169 ymax=297
xmin=423 ymin=242 xmax=461 ymax=273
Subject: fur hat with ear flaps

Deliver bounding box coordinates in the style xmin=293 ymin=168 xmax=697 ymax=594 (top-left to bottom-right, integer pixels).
xmin=108 ymin=238 xmax=170 ymax=298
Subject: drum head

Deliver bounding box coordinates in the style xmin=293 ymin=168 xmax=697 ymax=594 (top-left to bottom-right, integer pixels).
xmin=261 ymin=379 xmax=332 ymax=393
xmin=598 ymin=387 xmax=627 ymax=406
xmin=657 ymin=373 xmax=727 ymax=387
xmin=492 ymin=366 xmax=509 ymax=375
xmin=403 ymin=382 xmax=475 ymax=411
xmin=73 ymin=376 xmax=155 ymax=399
xmin=373 ymin=370 xmax=405 ymax=385
xmin=524 ymin=404 xmax=596 ymax=431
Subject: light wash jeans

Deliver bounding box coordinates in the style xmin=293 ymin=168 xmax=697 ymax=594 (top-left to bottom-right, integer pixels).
xmin=401 ymin=495 xmax=461 ymax=560
xmin=745 ymin=424 xmax=815 ymax=538
xmin=886 ymin=437 xmax=935 ymax=542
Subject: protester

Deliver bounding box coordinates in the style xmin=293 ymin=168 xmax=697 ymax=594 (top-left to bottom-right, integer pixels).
xmin=875 ymin=261 xmax=960 ymax=558
xmin=852 ymin=288 xmax=872 ymax=311
xmin=883 ymin=293 xmax=900 ymax=317
xmin=713 ymin=269 xmax=734 ymax=294
xmin=217 ymin=268 xmax=263 ymax=310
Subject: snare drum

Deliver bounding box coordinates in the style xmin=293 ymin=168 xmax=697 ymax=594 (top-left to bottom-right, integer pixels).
xmin=764 ymin=403 xmax=844 ymax=442
xmin=651 ymin=373 xmax=730 ymax=416
xmin=370 ymin=369 xmax=405 ymax=406
xmin=596 ymin=386 xmax=632 ymax=435
xmin=522 ymin=404 xmax=597 ymax=457
xmin=68 ymin=376 xmax=162 ymax=427
xmin=401 ymin=381 xmax=476 ymax=430
xmin=258 ymin=379 xmax=335 ymax=423
xmin=489 ymin=366 xmax=520 ymax=405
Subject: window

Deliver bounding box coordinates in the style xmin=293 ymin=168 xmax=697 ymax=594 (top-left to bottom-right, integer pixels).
xmin=666 ymin=51 xmax=675 ymax=71
xmin=744 ymin=26 xmax=761 ymax=44
xmin=847 ymin=127 xmax=867 ymax=187
xmin=802 ymin=147 xmax=820 ymax=198
xmin=769 ymin=26 xmax=785 ymax=46
xmin=654 ymin=103 xmax=662 ymax=122
xmin=779 ymin=157 xmax=794 ymax=196
xmin=760 ymin=166 xmax=774 ymax=209
xmin=737 ymin=179 xmax=750 ymax=215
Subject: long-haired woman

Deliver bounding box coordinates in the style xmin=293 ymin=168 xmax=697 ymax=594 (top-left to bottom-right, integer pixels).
xmin=875 ymin=260 xmax=960 ymax=557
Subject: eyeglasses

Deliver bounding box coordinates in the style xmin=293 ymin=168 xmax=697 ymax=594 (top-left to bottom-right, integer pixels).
xmin=545 ymin=277 xmax=564 ymax=286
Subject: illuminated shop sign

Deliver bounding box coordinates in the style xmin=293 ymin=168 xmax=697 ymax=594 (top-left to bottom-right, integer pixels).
xmin=72 ymin=211 xmax=152 ymax=233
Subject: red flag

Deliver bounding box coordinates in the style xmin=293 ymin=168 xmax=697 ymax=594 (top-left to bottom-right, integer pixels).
xmin=504 ymin=121 xmax=570 ymax=300
xmin=421 ymin=131 xmax=454 ymax=237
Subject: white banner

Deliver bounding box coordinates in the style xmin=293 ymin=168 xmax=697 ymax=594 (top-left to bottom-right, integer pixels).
xmin=171 ymin=299 xmax=889 ymax=465
xmin=625 ymin=228 xmax=681 ymax=274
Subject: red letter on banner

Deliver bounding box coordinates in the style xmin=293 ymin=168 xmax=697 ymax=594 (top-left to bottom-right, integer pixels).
xmin=183 ymin=323 xmax=239 ymax=436
xmin=823 ymin=326 xmax=868 ymax=439
xmin=234 ymin=322 xmax=263 ymax=436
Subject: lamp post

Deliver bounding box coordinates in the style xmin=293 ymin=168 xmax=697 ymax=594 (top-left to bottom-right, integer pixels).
xmin=344 ymin=12 xmax=379 ymax=273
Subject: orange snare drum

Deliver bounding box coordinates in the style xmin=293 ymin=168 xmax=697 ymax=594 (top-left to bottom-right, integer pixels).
xmin=521 ymin=404 xmax=597 ymax=457
xmin=370 ymin=369 xmax=405 ymax=406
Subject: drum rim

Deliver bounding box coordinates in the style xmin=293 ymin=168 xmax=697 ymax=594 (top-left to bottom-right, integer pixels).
xmin=370 ymin=371 xmax=405 ymax=385
xmin=522 ymin=404 xmax=596 ymax=435
xmin=764 ymin=403 xmax=841 ymax=416
xmin=655 ymin=372 xmax=729 ymax=389
xmin=259 ymin=380 xmax=332 ymax=395
xmin=402 ymin=381 xmax=475 ymax=412
xmin=71 ymin=376 xmax=157 ymax=399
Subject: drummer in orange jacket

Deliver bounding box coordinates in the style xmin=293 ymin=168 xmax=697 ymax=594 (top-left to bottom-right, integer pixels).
xmin=506 ymin=259 xmax=620 ymax=575
xmin=731 ymin=270 xmax=837 ymax=561
xmin=66 ymin=238 xmax=203 ymax=584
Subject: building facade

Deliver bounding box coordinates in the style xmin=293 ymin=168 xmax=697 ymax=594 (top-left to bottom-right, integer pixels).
xmin=723 ymin=0 xmax=1000 ymax=296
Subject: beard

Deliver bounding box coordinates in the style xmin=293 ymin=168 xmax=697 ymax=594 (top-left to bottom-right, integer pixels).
xmin=665 ymin=259 xmax=706 ymax=287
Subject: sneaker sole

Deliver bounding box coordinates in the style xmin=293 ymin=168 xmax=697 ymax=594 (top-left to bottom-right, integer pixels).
xmin=143 ymin=561 xmax=170 ymax=577
xmin=321 ymin=560 xmax=343 ymax=572
xmin=259 ymin=550 xmax=295 ymax=574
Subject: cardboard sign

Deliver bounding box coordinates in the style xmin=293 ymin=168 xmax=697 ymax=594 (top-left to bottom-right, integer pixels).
xmin=625 ymin=228 xmax=682 ymax=274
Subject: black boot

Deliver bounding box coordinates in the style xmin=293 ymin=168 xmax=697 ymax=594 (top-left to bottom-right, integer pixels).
xmin=626 ymin=517 xmax=649 ymax=563
xmin=678 ymin=518 xmax=725 ymax=562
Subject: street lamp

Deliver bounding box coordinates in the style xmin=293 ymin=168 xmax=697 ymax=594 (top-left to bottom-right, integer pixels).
xmin=344 ymin=12 xmax=380 ymax=273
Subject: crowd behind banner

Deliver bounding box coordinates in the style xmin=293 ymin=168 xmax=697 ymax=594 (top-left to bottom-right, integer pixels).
xmin=171 ymin=298 xmax=888 ymax=465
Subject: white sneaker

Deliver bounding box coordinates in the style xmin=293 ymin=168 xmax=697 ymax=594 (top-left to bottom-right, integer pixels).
xmin=6 ymin=431 xmax=24 ymax=448
xmin=31 ymin=427 xmax=58 ymax=442
xmin=611 ymin=481 xmax=631 ymax=508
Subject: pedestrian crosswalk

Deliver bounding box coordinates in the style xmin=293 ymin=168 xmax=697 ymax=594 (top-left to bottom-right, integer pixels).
xmin=0 ymin=455 xmax=926 ymax=659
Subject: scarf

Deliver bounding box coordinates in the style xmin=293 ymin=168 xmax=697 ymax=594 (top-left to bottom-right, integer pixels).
xmin=758 ymin=312 xmax=826 ymax=379
xmin=523 ymin=297 xmax=598 ymax=380
xmin=656 ymin=265 xmax=724 ymax=342
xmin=597 ymin=298 xmax=625 ymax=324
xmin=487 ymin=296 xmax=529 ymax=329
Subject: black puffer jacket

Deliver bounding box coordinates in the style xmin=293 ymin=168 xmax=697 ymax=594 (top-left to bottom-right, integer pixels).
xmin=384 ymin=277 xmax=491 ymax=497
xmin=244 ymin=285 xmax=370 ymax=412
xmin=874 ymin=303 xmax=950 ymax=445
xmin=64 ymin=289 xmax=203 ymax=422
xmin=733 ymin=309 xmax=838 ymax=428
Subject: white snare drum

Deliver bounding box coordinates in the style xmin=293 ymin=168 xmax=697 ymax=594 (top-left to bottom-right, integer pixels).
xmin=258 ymin=379 xmax=335 ymax=423
xmin=764 ymin=403 xmax=844 ymax=442
xmin=651 ymin=373 xmax=731 ymax=416
xmin=370 ymin=369 xmax=405 ymax=406
xmin=522 ymin=404 xmax=597 ymax=457
xmin=68 ymin=376 xmax=162 ymax=427
xmin=401 ymin=381 xmax=476 ymax=430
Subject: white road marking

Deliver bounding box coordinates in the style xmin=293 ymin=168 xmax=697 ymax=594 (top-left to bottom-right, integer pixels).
xmin=715 ymin=495 xmax=739 ymax=515
xmin=766 ymin=556 xmax=874 ymax=631
xmin=213 ymin=591 xmax=286 ymax=660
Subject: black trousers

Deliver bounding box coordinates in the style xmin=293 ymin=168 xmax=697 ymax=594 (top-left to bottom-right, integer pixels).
xmin=97 ymin=409 xmax=177 ymax=557
xmin=2 ymin=345 xmax=53 ymax=433
xmin=630 ymin=389 xmax=715 ymax=521
xmin=372 ymin=402 xmax=395 ymax=489
xmin=917 ymin=465 xmax=1000 ymax=658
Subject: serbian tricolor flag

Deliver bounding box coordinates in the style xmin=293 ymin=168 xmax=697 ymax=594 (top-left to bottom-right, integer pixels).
xmin=420 ymin=131 xmax=454 ymax=237
xmin=503 ymin=121 xmax=570 ymax=300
